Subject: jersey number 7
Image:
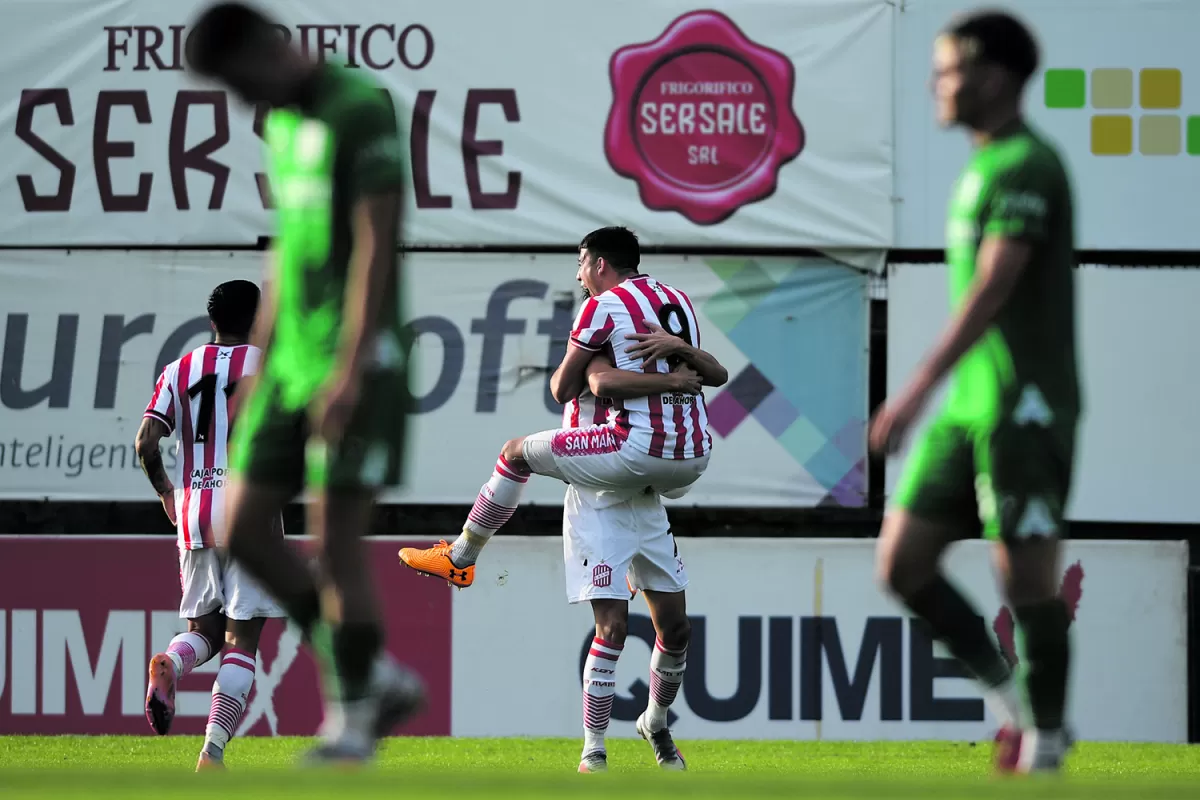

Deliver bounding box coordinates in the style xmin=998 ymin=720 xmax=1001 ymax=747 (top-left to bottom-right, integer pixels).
xmin=188 ymin=375 xmax=240 ymax=444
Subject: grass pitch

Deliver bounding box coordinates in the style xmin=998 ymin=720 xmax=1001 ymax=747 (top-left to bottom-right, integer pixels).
xmin=1 ymin=736 xmax=1198 ymax=798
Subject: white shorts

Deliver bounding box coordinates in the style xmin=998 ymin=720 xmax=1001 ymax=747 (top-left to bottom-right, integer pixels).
xmin=562 ymin=484 xmax=688 ymax=604
xmin=178 ymin=547 xmax=287 ymax=621
xmin=523 ymin=424 xmax=709 ymax=509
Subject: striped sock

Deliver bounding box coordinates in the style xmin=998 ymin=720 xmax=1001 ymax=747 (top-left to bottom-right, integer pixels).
xmin=203 ymin=648 xmax=256 ymax=759
xmin=582 ymin=637 xmax=622 ymax=756
xmin=165 ymin=631 xmax=215 ymax=678
xmin=451 ymin=455 xmax=531 ymax=566
xmin=646 ymin=639 xmax=687 ymax=731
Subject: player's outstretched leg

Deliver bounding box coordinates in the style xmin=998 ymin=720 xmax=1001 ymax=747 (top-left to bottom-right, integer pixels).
xmin=579 ymin=600 xmax=627 ymax=773
xmin=877 ymin=512 xmax=1023 ymax=741
xmin=996 ymin=538 xmax=1073 ymax=774
xmin=146 ymin=617 xmax=222 ymax=736
xmin=637 ymin=590 xmax=689 ymax=770
xmin=399 ymin=440 xmax=532 ymax=587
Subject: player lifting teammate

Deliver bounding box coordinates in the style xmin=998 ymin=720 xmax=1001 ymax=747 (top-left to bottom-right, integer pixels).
xmin=871 ymin=11 xmax=1080 ymax=774
xmin=400 ymin=226 xmax=728 ymax=771
xmin=137 ymin=280 xmax=286 ymax=771
xmin=185 ymin=2 xmax=421 ymax=763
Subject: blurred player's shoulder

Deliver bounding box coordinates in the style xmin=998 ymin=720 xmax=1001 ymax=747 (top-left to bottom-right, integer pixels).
xmin=317 ymin=63 xmax=398 ymax=123
xmin=985 ymin=124 xmax=1068 ymax=183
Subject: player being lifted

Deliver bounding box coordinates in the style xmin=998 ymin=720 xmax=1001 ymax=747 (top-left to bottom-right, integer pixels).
xmin=185 ymin=2 xmax=422 ymax=763
xmin=136 ymin=280 xmax=286 ymax=771
xmin=400 ymin=226 xmax=728 ymax=772
xmin=870 ymin=10 xmax=1080 ymax=774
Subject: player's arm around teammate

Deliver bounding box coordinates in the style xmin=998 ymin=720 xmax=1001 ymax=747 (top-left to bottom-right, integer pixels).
xmin=549 ymin=340 xmax=596 ymax=405
xmin=625 ymin=322 xmax=728 ymax=387
xmin=586 ymin=356 xmax=702 ymax=398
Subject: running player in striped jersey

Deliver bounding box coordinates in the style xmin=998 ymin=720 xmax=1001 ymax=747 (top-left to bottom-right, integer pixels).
xmin=135 ymin=280 xmax=285 ymax=771
xmin=401 ymin=226 xmax=727 ymax=772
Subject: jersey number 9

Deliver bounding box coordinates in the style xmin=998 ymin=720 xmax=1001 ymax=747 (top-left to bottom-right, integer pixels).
xmin=656 ymin=303 xmax=693 ymax=346
xmin=656 ymin=303 xmax=693 ymax=370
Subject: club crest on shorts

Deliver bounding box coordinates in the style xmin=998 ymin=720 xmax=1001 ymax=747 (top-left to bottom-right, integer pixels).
xmin=592 ymin=562 xmax=613 ymax=588
xmin=604 ymin=10 xmax=805 ymax=225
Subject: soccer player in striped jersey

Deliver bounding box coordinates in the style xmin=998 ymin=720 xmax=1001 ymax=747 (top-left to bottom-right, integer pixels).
xmin=136 ymin=280 xmax=286 ymax=771
xmin=401 ymin=226 xmax=727 ymax=771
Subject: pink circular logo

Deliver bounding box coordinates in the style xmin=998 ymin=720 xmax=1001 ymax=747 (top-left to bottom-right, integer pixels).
xmin=605 ymin=11 xmax=805 ymax=225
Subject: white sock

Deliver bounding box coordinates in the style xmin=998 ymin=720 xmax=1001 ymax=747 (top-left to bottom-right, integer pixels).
xmin=1017 ymin=727 xmax=1066 ymax=772
xmin=165 ymin=631 xmax=216 ymax=678
xmin=646 ymin=638 xmax=687 ymax=732
xmin=451 ymin=455 xmax=530 ymax=566
xmin=582 ymin=637 xmax=622 ymax=757
xmin=203 ymin=648 xmax=256 ymax=759
xmin=983 ymin=678 xmax=1022 ymax=728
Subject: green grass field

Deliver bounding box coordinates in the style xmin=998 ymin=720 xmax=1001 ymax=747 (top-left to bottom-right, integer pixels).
xmin=1 ymin=736 xmax=1197 ymax=798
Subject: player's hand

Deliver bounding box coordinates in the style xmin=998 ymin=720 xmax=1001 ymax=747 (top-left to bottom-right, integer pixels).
xmin=625 ymin=322 xmax=684 ymax=363
xmin=316 ymin=369 xmax=362 ymax=444
xmin=159 ymin=488 xmax=177 ymax=526
xmin=869 ymin=381 xmax=929 ymax=455
xmin=669 ymin=363 xmax=703 ymax=394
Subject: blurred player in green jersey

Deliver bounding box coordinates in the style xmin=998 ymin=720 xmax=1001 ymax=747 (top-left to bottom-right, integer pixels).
xmin=870 ymin=10 xmax=1080 ymax=774
xmin=186 ymin=2 xmax=421 ymax=764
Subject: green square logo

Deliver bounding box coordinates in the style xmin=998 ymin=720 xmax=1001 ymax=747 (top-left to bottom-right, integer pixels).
xmin=1045 ymin=69 xmax=1086 ymax=109
xmin=1187 ymin=116 xmax=1200 ymax=155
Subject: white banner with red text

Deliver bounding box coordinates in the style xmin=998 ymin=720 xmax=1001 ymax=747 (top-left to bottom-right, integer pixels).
xmin=0 ymin=535 xmax=1186 ymax=742
xmin=0 ymin=0 xmax=893 ymax=249
xmin=0 ymin=250 xmax=868 ymax=506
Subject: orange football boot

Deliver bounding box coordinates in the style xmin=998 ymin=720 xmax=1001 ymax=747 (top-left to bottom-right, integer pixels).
xmin=398 ymin=540 xmax=475 ymax=588
xmin=145 ymin=653 xmax=176 ymax=735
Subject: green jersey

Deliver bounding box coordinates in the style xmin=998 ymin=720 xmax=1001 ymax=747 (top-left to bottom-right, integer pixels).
xmin=943 ymin=122 xmax=1080 ymax=429
xmin=263 ymin=64 xmax=407 ymax=410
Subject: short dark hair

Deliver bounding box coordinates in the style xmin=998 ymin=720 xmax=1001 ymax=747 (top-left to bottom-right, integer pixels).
xmin=944 ymin=9 xmax=1039 ymax=86
xmin=185 ymin=2 xmax=279 ymax=77
xmin=579 ymin=226 xmax=641 ymax=274
xmin=208 ymin=280 xmax=261 ymax=338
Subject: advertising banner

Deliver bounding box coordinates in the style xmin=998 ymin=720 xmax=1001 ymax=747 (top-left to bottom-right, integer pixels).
xmin=0 ymin=0 xmax=893 ymax=248
xmin=452 ymin=537 xmax=1187 ymax=742
xmin=887 ymin=263 xmax=1200 ymax=524
xmin=895 ymin=0 xmax=1200 ymax=250
xmin=3 ymin=535 xmax=1185 ymax=742
xmin=0 ymin=251 xmax=869 ymax=507
xmin=0 ymin=536 xmax=450 ymax=736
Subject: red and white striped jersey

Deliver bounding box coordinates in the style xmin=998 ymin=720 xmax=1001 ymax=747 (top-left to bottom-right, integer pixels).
xmin=562 ymin=388 xmax=614 ymax=431
xmin=144 ymin=343 xmax=261 ymax=550
xmin=568 ymin=275 xmax=712 ymax=460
